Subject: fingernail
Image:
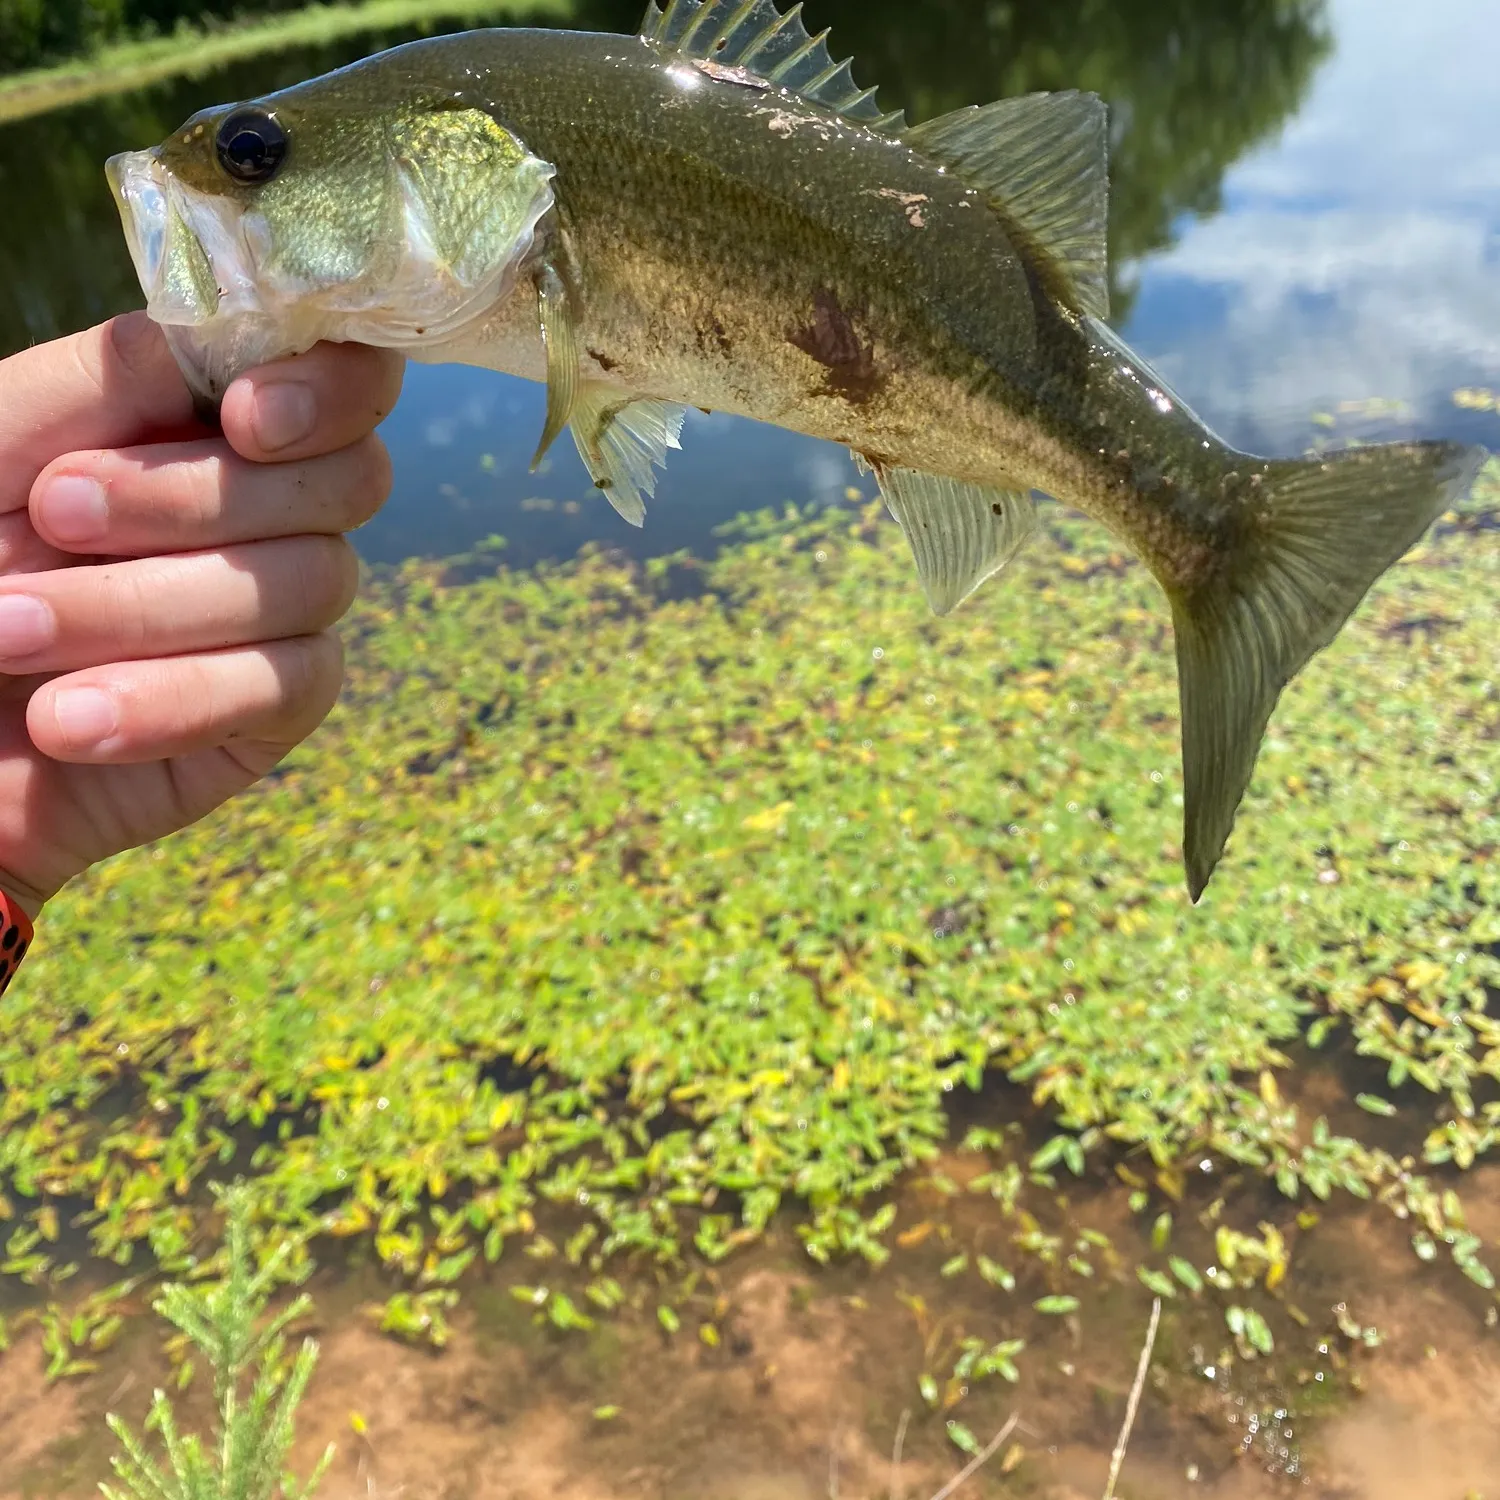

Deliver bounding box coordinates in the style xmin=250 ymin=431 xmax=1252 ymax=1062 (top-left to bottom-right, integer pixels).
xmin=52 ymin=687 xmax=117 ymax=749
xmin=37 ymin=475 xmax=108 ymax=544
xmin=251 ymin=381 xmax=317 ymax=453
xmin=0 ymin=595 xmax=55 ymax=659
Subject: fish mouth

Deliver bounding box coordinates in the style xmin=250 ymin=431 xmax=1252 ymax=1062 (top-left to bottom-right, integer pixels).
xmin=105 ymin=138 xmax=559 ymax=407
xmin=106 ymin=147 xmax=307 ymax=408
xmin=107 ymin=149 xmax=218 ymax=327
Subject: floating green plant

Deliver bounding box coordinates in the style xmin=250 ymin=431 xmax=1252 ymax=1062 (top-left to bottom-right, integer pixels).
xmin=3 ymin=463 xmax=1499 ymax=1362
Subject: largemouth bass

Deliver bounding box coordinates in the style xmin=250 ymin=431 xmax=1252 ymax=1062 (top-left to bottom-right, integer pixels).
xmin=104 ymin=0 xmax=1486 ymax=899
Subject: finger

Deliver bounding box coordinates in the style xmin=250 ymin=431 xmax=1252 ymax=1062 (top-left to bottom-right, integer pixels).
xmin=26 ymin=634 xmax=345 ymax=764
xmin=220 ymin=344 xmax=405 ymax=465
xmin=0 ymin=314 xmax=200 ymax=516
xmin=0 ymin=536 xmax=359 ymax=675
xmin=0 ymin=512 xmax=71 ymax=579
xmin=31 ymin=434 xmax=393 ymax=556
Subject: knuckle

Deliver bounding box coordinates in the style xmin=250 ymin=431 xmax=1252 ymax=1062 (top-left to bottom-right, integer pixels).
xmin=371 ymin=349 xmax=406 ymax=417
xmin=163 ymin=452 xmax=229 ymax=533
xmin=68 ymin=338 xmax=111 ymax=408
xmin=72 ymin=317 xmax=186 ymax=433
xmin=95 ymin=563 xmax=155 ymax=654
xmin=310 ymin=343 xmax=405 ymax=427
xmin=342 ymin=436 xmax=393 ymax=525
xmin=291 ymin=631 xmax=345 ymax=701
xmin=273 ymin=633 xmax=345 ymax=734
xmin=166 ymin=654 xmax=219 ymax=728
xmin=292 ymin=535 xmax=360 ymax=622
xmin=104 ymin=313 xmax=170 ymax=384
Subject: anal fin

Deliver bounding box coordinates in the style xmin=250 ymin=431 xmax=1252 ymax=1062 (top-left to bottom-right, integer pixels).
xmin=860 ymin=458 xmax=1038 ymax=615
xmin=572 ymin=389 xmax=688 ymax=526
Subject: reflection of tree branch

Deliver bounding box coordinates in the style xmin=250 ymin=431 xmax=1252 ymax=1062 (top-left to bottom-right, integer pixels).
xmin=0 ymin=0 xmax=323 ymax=73
xmin=811 ymin=0 xmax=1334 ymax=321
xmin=578 ymin=0 xmax=1333 ymax=321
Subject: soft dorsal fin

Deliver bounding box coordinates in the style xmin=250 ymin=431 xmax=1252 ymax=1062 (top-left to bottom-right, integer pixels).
xmin=906 ymin=93 xmax=1110 ymax=321
xmin=640 ymin=0 xmax=905 ymax=135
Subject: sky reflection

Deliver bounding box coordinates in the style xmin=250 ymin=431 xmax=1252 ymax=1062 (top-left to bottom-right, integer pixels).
xmin=1124 ymin=0 xmax=1500 ymax=451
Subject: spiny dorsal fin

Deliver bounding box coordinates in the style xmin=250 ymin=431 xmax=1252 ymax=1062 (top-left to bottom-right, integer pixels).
xmin=856 ymin=456 xmax=1038 ymax=616
xmin=640 ymin=0 xmax=905 ymax=135
xmin=572 ymin=388 xmax=687 ymax=527
xmin=906 ymin=93 xmax=1110 ymax=321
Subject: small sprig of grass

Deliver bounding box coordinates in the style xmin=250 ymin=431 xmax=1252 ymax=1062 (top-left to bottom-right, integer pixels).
xmin=100 ymin=1184 xmax=333 ymax=1500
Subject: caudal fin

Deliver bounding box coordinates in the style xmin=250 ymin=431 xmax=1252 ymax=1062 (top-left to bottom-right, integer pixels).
xmin=1172 ymin=439 xmax=1487 ymax=902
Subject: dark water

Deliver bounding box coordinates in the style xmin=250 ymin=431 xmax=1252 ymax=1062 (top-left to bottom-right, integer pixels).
xmin=0 ymin=0 xmax=1496 ymax=569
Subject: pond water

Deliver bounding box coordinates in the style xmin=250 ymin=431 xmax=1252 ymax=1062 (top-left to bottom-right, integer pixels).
xmin=1 ymin=0 xmax=1496 ymax=568
xmin=3 ymin=4 xmax=1500 ymax=1499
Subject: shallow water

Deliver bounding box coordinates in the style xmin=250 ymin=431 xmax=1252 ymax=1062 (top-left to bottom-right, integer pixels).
xmin=8 ymin=1156 xmax=1500 ymax=1499
xmin=1 ymin=0 xmax=1495 ymax=568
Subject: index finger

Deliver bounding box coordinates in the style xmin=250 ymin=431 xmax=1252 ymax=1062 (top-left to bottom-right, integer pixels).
xmin=0 ymin=313 xmax=198 ymax=515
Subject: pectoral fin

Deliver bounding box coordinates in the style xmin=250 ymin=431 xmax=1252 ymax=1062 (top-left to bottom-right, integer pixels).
xmin=860 ymin=458 xmax=1038 ymax=615
xmin=528 ymin=256 xmax=685 ymax=523
xmin=571 ymin=389 xmax=688 ymax=526
xmin=532 ymin=262 xmax=580 ymax=470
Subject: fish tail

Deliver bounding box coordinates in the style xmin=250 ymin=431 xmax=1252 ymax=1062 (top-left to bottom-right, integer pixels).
xmin=1170 ymin=439 xmax=1487 ymax=902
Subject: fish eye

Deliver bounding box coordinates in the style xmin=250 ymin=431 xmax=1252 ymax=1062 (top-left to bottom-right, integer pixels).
xmin=214 ymin=108 xmax=289 ymax=186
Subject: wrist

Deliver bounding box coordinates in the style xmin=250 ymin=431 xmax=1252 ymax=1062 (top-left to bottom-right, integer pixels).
xmin=0 ymin=885 xmax=35 ymax=996
xmin=0 ymin=877 xmax=46 ymax=924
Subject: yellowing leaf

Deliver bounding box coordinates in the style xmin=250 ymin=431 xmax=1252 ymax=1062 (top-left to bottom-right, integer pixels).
xmin=1397 ymin=960 xmax=1447 ymax=994
xmin=741 ymin=802 xmax=794 ymax=833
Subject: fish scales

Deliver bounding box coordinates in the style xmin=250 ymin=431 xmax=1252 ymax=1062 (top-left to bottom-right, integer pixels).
xmin=426 ymin=30 xmax=1232 ymax=581
xmin=446 ymin=38 xmax=1043 ymax=455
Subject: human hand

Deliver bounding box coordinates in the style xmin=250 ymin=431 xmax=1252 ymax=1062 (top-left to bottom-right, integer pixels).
xmin=0 ymin=313 xmax=404 ymax=919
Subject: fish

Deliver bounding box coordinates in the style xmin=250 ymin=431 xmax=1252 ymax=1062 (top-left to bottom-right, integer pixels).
xmin=104 ymin=0 xmax=1487 ymax=900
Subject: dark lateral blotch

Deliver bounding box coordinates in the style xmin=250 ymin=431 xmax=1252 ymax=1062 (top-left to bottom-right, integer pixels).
xmin=789 ymin=287 xmax=884 ymax=406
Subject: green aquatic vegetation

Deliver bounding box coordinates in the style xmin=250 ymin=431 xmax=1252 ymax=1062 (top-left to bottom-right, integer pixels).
xmin=4 ymin=488 xmax=1500 ymax=1355
xmin=1454 ymin=388 xmax=1499 ymax=414
xmin=1033 ymin=1295 xmax=1079 ymax=1316
xmin=34 ymin=1276 xmax=139 ymax=1380
xmin=1225 ymin=1303 xmax=1275 ymax=1358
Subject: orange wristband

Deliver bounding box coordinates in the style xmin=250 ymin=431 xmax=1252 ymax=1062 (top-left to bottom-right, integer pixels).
xmin=0 ymin=893 xmax=33 ymax=996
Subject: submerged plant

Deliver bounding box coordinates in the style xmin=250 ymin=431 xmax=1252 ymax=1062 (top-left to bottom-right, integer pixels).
xmin=100 ymin=1185 xmax=333 ymax=1500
